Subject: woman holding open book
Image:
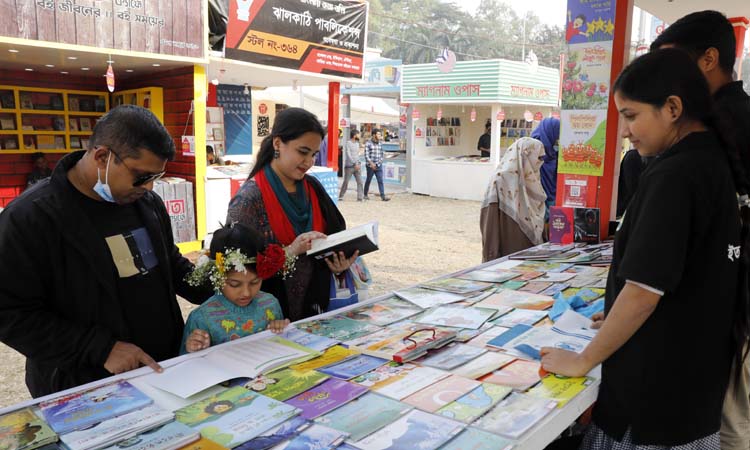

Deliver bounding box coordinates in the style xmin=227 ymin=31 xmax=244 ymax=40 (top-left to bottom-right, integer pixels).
xmin=226 ymin=108 xmax=357 ymax=321
xmin=540 ymin=49 xmax=749 ymax=449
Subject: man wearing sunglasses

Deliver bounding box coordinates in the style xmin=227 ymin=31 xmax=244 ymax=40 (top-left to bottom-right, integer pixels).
xmin=0 ymin=105 xmax=212 ymax=397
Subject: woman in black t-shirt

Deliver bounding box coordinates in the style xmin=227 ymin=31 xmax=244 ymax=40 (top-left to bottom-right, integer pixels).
xmin=540 ymin=49 xmax=750 ymax=448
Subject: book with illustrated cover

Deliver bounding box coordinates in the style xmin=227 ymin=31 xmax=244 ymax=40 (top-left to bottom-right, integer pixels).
xmin=560 ymin=287 xmax=605 ymax=303
xmin=342 ymin=297 xmax=423 ymax=327
xmin=457 ymin=270 xmax=520 ymax=284
xmin=270 ymin=424 xmax=347 ymax=450
xmin=568 ymin=276 xmax=605 ymax=288
xmin=69 ymin=118 xmax=79 ymax=131
xmin=280 ymin=327 xmax=339 ymax=352
xmin=439 ymin=427 xmax=514 ymax=450
xmin=536 ymin=272 xmax=576 ymax=283
xmin=179 ymin=437 xmax=229 ymax=450
xmin=479 ymin=359 xmax=541 ymax=391
xmin=549 ymin=207 xmax=574 ymax=244
xmin=244 ymin=368 xmax=330 ymax=401
xmin=421 ymin=278 xmax=492 ymax=295
xmin=540 ymin=283 xmax=571 ymax=298
xmin=295 ymin=316 xmax=381 ymax=342
xmin=39 ymin=380 xmax=153 ymax=434
xmin=175 ymin=386 xmax=300 ymax=448
xmin=289 ymin=346 xmax=360 ymax=372
xmin=307 ymin=222 xmax=378 ymax=260
xmin=500 ymin=280 xmax=527 ymax=290
xmin=352 ymin=409 xmax=463 ymax=450
xmin=526 ymin=375 xmax=593 ymax=407
xmin=416 ymin=343 xmax=486 ymax=370
xmin=402 ymin=375 xmax=480 ymax=413
xmin=513 ymin=261 xmax=574 ymax=274
xmin=465 ymin=327 xmax=509 ymax=349
xmin=477 ymin=290 xmax=554 ymax=311
xmin=350 ymin=363 xmax=449 ymax=400
xmin=285 ymin=379 xmax=368 ymax=420
xmin=394 ymin=287 xmax=465 ymax=309
xmin=234 ymin=417 xmax=311 ymax=450
xmin=574 ymin=208 xmax=600 ymax=243
xmin=415 ymin=305 xmax=496 ymax=330
xmin=100 ymin=421 xmax=199 ymax=450
xmin=0 ymin=117 xmax=15 ymax=130
xmin=515 ymin=271 xmax=544 ymax=281
xmin=315 ymin=392 xmax=411 ymax=442
xmin=450 ymin=352 xmax=516 ymax=379
xmin=346 ymin=323 xmax=457 ymax=363
xmin=517 ymin=281 xmax=552 ymax=294
xmin=79 ymin=118 xmax=92 ymax=131
xmin=436 ymin=384 xmax=512 ymax=423
xmin=0 ymin=407 xmax=58 ymax=450
xmin=564 ymin=265 xmax=608 ymax=277
xmin=68 ymin=97 xmax=80 ymax=111
xmin=473 ymin=393 xmax=557 ymax=439
xmin=317 ymin=354 xmax=389 ymax=380
xmin=490 ymin=309 xmax=547 ymax=328
xmin=454 ymin=324 xmax=496 ymax=343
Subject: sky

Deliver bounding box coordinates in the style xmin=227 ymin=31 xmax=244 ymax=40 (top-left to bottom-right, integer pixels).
xmin=454 ymin=0 xmax=567 ymax=27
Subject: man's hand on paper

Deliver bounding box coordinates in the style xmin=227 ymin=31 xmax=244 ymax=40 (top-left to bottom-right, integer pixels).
xmin=325 ymin=250 xmax=359 ymax=276
xmin=288 ymin=231 xmax=327 ymax=256
xmin=267 ymin=319 xmax=291 ymax=334
xmin=539 ymin=347 xmax=592 ymax=378
xmin=104 ymin=341 xmax=163 ymax=374
xmin=185 ymin=329 xmax=211 ymax=353
xmin=590 ymin=312 xmax=605 ymax=330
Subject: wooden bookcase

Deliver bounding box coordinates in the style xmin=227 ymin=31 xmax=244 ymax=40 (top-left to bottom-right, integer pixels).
xmin=0 ymin=86 xmax=109 ymax=154
xmin=111 ymin=87 xmax=164 ymax=123
xmin=206 ymin=106 xmax=225 ymax=159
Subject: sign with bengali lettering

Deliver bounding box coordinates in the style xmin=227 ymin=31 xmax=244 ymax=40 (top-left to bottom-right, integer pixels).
xmin=2 ymin=0 xmax=204 ymax=58
xmin=225 ymin=0 xmax=368 ymax=79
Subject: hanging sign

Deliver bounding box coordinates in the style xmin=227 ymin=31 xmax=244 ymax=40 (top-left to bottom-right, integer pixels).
xmin=470 ymin=107 xmax=476 ymax=122
xmin=524 ymin=110 xmax=534 ymax=122
xmin=181 ymin=135 xmax=195 ymax=157
xmin=412 ymin=107 xmax=421 ymax=120
xmin=496 ymin=110 xmax=506 ymax=121
xmin=106 ymin=64 xmax=115 ymax=93
xmin=436 ymin=107 xmax=443 ymax=121
xmin=534 ymin=111 xmax=544 ymax=121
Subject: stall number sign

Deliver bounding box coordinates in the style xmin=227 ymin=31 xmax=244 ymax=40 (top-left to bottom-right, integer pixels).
xmin=165 ymin=199 xmax=187 ymax=221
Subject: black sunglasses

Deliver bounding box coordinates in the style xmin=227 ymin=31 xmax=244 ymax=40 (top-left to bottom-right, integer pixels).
xmin=105 ymin=148 xmax=166 ymax=187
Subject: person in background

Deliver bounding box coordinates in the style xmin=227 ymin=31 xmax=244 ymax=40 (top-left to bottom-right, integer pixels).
xmin=541 ymin=49 xmax=747 ymax=450
xmin=315 ymin=128 xmax=328 ymax=167
xmin=26 ymin=152 xmax=51 ymax=189
xmin=181 ymin=223 xmax=289 ymax=354
xmin=652 ymin=12 xmax=750 ymax=449
xmin=364 ymin=129 xmax=390 ymax=201
xmin=0 ymin=105 xmax=213 ymax=397
xmin=226 ymin=108 xmax=357 ymax=321
xmin=480 ymin=137 xmax=547 ymax=261
xmin=206 ymin=145 xmax=216 ymax=165
xmin=531 ymin=117 xmax=560 ymax=211
xmin=339 ymin=129 xmax=364 ymax=202
xmin=477 ymin=120 xmax=491 ymax=157
xmin=616 ymin=148 xmax=654 ymax=217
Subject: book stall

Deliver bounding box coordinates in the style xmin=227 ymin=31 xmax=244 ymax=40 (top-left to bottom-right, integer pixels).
xmin=401 ymin=59 xmax=560 ymax=201
xmin=0 ymin=241 xmax=611 ymax=450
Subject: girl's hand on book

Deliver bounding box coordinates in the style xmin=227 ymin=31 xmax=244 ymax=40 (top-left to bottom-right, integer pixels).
xmin=325 ymin=250 xmax=359 ymax=275
xmin=540 ymin=347 xmax=591 ymax=378
xmin=288 ymin=231 xmax=327 ymax=256
xmin=185 ymin=329 xmax=211 ymax=353
xmin=267 ymin=319 xmax=290 ymax=334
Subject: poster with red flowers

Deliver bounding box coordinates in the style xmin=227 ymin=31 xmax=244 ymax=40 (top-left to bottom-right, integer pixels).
xmin=558 ymin=110 xmax=607 ymax=176
xmin=562 ymin=42 xmax=612 ymax=110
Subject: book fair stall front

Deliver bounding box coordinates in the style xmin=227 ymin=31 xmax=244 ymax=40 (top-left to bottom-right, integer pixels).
xmin=401 ymin=59 xmax=560 ymax=201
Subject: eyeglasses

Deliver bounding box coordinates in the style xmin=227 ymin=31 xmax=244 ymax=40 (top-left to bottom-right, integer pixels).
xmin=105 ymin=148 xmax=166 ymax=187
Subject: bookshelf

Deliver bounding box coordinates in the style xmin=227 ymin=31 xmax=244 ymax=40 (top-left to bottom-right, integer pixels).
xmin=0 ymin=86 xmax=109 ymax=154
xmin=499 ymin=118 xmax=535 ymax=150
xmin=111 ymin=87 xmax=164 ymax=123
xmin=425 ymin=116 xmax=461 ymax=147
xmin=206 ymin=106 xmax=225 ymax=159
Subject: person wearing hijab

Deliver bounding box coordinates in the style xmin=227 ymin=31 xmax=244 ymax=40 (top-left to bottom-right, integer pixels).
xmin=480 ymin=137 xmax=547 ymax=262
xmin=531 ymin=118 xmax=561 ymax=209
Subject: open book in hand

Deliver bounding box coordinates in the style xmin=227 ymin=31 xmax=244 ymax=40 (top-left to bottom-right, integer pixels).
xmin=307 ymin=221 xmax=379 ymax=260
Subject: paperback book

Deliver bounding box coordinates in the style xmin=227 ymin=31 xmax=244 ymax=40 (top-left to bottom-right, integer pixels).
xmin=490 ymin=309 xmax=547 ymax=328
xmin=415 ymin=305 xmax=496 ymax=330
xmin=473 ymin=393 xmax=557 ymax=439
xmin=526 ymin=375 xmax=592 ymax=407
xmin=289 ymin=346 xmax=360 ymax=372
xmin=465 ymin=327 xmax=509 ymax=349
xmin=513 ymin=261 xmax=574 ymax=273
xmin=315 ymin=392 xmax=411 ymax=442
xmin=269 ymin=424 xmax=347 ymax=450
xmin=479 ymin=359 xmax=541 ymax=391
xmin=457 ymin=270 xmax=520 ymax=284
xmin=99 ymin=421 xmax=200 ymax=450
xmin=342 ymin=297 xmax=423 ymax=327
xmin=450 ymin=352 xmax=516 ymax=379
xmin=476 ymin=290 xmax=554 ymax=311
xmin=416 ymin=343 xmax=487 ymax=370
xmin=345 ymin=323 xmax=457 ymax=363
xmin=280 ymin=327 xmax=340 ymax=352
xmin=179 ymin=437 xmax=230 ymax=450
xmin=350 ymin=363 xmax=450 ymax=400
xmin=234 ymin=417 xmax=311 ymax=450
xmin=436 ymin=383 xmax=513 ymax=423
xmin=517 ymin=281 xmax=552 ymax=294
xmin=285 ymin=378 xmax=368 ymax=420
xmin=394 ymin=287 xmax=465 ymax=309
xmin=421 ymin=278 xmax=492 ymax=295
xmin=439 ymin=427 xmax=514 ymax=450
xmin=295 ymin=316 xmax=381 ymax=342
xmin=317 ymin=354 xmax=390 ymax=380
xmin=500 ymin=280 xmax=527 ymax=290
xmin=307 ymin=222 xmax=378 ymax=260
xmin=351 ymin=409 xmax=463 ymax=450
xmin=0 ymin=407 xmax=58 ymax=450
xmin=245 ymin=368 xmax=330 ymax=401
xmin=402 ymin=375 xmax=480 ymax=413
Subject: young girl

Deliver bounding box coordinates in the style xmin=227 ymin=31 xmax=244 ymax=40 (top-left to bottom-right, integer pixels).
xmin=541 ymin=48 xmax=748 ymax=449
xmin=182 ymin=223 xmax=291 ymax=354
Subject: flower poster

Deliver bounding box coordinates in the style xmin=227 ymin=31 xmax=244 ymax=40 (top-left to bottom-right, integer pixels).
xmin=566 ymin=0 xmax=616 ymax=44
xmin=562 ymin=42 xmax=612 ymax=110
xmin=558 ymin=110 xmax=607 ymax=176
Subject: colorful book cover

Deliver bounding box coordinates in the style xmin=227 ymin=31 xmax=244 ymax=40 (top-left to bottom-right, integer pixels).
xmin=439 ymin=427 xmax=514 ymax=450
xmin=315 ymin=392 xmax=411 ymax=442
xmin=560 ymin=287 xmax=605 ymax=303
xmin=346 ymin=323 xmax=457 ymax=363
xmin=465 ymin=327 xmax=509 ymax=349
xmin=290 ymin=346 xmax=360 ymax=372
xmin=477 ymin=290 xmax=554 ymax=311
xmin=454 ymin=323 xmax=499 ymax=343
xmin=527 ymin=374 xmax=593 ymax=407
xmin=479 ymin=359 xmax=541 ymax=391
xmin=450 ymin=352 xmax=516 ymax=379
xmin=541 ymin=283 xmax=572 ymax=298
xmin=436 ymin=384 xmax=513 ymax=423
xmin=100 ymin=422 xmax=200 ymax=450
xmin=281 ymin=327 xmax=340 ymax=352
xmin=499 ymin=280 xmax=527 ymax=291
xmin=295 ymin=316 xmax=381 ymax=342
xmin=415 ymin=305 xmax=496 ymax=330
xmin=179 ymin=437 xmax=230 ymax=450
xmin=61 ymin=404 xmax=173 ymax=450
xmin=568 ymin=276 xmax=602 ymax=288
xmin=317 ymin=354 xmax=390 ymax=380
xmin=0 ymin=407 xmax=58 ymax=450
xmin=234 ymin=417 xmax=311 ymax=450
xmin=487 ymin=319 xmax=594 ymax=360
xmin=175 ymin=386 xmax=300 ymax=448
xmin=416 ymin=343 xmax=487 ymax=370
xmin=421 ymin=278 xmax=492 ymax=295
xmin=342 ymin=297 xmax=423 ymax=327
xmin=517 ymin=282 xmax=552 ymax=294
xmin=514 ymin=261 xmax=574 ymax=273
xmin=246 ymin=369 xmax=330 ymax=401
xmin=564 ymin=265 xmax=608 ymax=276
xmin=394 ymin=287 xmax=465 ymax=309
xmin=39 ymin=380 xmax=153 ymax=434
xmin=352 ymin=409 xmax=463 ymax=450
xmin=473 ymin=393 xmax=557 ymax=439
xmin=285 ymin=379 xmax=368 ymax=420
xmin=270 ymin=424 xmax=347 ymax=450
xmin=515 ymin=271 xmax=544 ymax=281
xmin=402 ymin=375 xmax=480 ymax=413
xmin=351 ymin=363 xmax=450 ymax=400
xmin=549 ymin=207 xmax=574 ymax=245
xmin=490 ymin=309 xmax=547 ymax=328
xmin=574 ymin=208 xmax=600 ymax=243
xmin=457 ymin=270 xmax=520 ymax=284
xmin=536 ymin=272 xmax=576 ymax=283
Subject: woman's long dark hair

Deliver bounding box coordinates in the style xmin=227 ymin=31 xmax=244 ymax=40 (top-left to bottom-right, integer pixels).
xmin=614 ymin=48 xmax=750 ymax=378
xmin=249 ymin=107 xmax=325 ymax=179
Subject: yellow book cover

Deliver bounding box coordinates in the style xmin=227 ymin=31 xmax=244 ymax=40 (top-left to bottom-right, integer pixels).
xmin=0 ymin=407 xmax=58 ymax=450
xmin=527 ymin=374 xmax=592 ymax=407
xmin=178 ymin=437 xmax=228 ymax=450
xmin=289 ymin=345 xmax=359 ymax=371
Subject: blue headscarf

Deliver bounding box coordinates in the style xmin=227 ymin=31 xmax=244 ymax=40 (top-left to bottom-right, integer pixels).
xmin=531 ymin=118 xmax=560 ymax=203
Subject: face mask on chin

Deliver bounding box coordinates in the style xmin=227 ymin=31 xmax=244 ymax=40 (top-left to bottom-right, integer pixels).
xmin=92 ymin=151 xmax=116 ymax=203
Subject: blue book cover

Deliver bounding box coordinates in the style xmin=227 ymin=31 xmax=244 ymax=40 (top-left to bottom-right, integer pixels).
xmin=354 ymin=409 xmax=463 ymax=450
xmin=100 ymin=421 xmax=200 ymax=450
xmin=317 ymin=354 xmax=389 ymax=380
xmin=281 ymin=327 xmax=340 ymax=352
xmin=315 ymin=392 xmax=411 ymax=442
xmin=271 ymin=424 xmax=347 ymax=450
xmin=486 ymin=325 xmax=533 ymax=349
xmin=439 ymin=427 xmax=514 ymax=450
xmin=39 ymin=380 xmax=153 ymax=434
xmin=234 ymin=416 xmax=312 ymax=450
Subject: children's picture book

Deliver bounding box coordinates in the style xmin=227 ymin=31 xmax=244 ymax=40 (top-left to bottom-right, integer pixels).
xmin=473 ymin=393 xmax=557 ymax=439
xmin=438 ymin=427 xmax=514 ymax=450
xmin=39 ymin=380 xmax=153 ymax=434
xmin=99 ymin=421 xmax=200 ymax=450
xmin=280 ymin=327 xmax=339 ymax=352
xmin=289 ymin=346 xmax=359 ymax=372
xmin=514 ymin=261 xmax=574 ymax=273
xmin=402 ymin=375 xmax=480 ymax=413
xmin=479 ymin=359 xmax=541 ymax=391
xmin=317 ymin=354 xmax=389 ymax=380
xmin=285 ymin=379 xmax=368 ymax=420
xmin=415 ymin=305 xmax=496 ymax=330
xmin=450 ymin=352 xmax=516 ymax=379
xmin=175 ymin=386 xmax=300 ymax=448
xmin=453 ymin=324 xmax=496 ymax=343
xmin=269 ymin=424 xmax=347 ymax=450
xmin=560 ymin=287 xmax=605 ymax=303
xmin=352 ymin=409 xmax=463 ymax=450
xmin=490 ymin=309 xmax=547 ymax=328
xmin=180 ymin=437 xmax=230 ymax=450
xmin=295 ymin=316 xmax=381 ymax=342
xmin=457 ymin=270 xmax=520 ymax=284
xmin=0 ymin=407 xmax=58 ymax=450
xmin=60 ymin=404 xmax=173 ymax=450
xmin=421 ymin=278 xmax=492 ymax=295
xmin=477 ymin=290 xmax=554 ymax=311
xmin=244 ymin=368 xmax=330 ymax=401
xmin=536 ymin=272 xmax=577 ymax=283
xmin=500 ymin=280 xmax=527 ymax=291
xmin=342 ymin=297 xmax=423 ymax=327
xmin=350 ymin=363 xmax=450 ymax=400
xmin=517 ymin=281 xmax=552 ymax=294
xmin=315 ymin=392 xmax=411 ymax=442
xmin=345 ymin=323 xmax=457 ymax=363
xmin=416 ymin=343 xmax=487 ymax=370
xmin=527 ymin=374 xmax=593 ymax=407
xmin=436 ymin=383 xmax=513 ymax=423
xmin=516 ymin=271 xmax=545 ymax=281
xmin=394 ymin=287 xmax=465 ymax=309
xmin=541 ymin=283 xmax=572 ymax=298
xmin=234 ymin=417 xmax=311 ymax=450
xmin=307 ymin=222 xmax=378 ymax=260
xmin=465 ymin=327 xmax=509 ymax=349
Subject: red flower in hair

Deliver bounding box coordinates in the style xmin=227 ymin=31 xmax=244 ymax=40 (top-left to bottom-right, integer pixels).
xmin=256 ymin=244 xmax=285 ymax=279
